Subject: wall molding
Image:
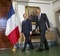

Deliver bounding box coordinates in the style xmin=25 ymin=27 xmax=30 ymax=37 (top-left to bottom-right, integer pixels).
xmin=12 ymin=0 xmax=51 ymax=5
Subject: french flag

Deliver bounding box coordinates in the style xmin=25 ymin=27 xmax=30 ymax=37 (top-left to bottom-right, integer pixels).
xmin=5 ymin=3 xmax=20 ymax=45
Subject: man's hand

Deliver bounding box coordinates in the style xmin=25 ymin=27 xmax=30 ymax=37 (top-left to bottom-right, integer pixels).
xmin=30 ymin=31 xmax=32 ymax=35
xmin=35 ymin=29 xmax=38 ymax=33
xmin=47 ymin=28 xmax=50 ymax=32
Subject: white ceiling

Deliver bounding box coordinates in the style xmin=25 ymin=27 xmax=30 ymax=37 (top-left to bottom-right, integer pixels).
xmin=15 ymin=0 xmax=56 ymax=1
xmin=37 ymin=0 xmax=54 ymax=1
xmin=13 ymin=0 xmax=58 ymax=3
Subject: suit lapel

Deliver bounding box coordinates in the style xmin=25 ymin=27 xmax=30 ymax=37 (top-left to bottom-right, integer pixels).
xmin=39 ymin=14 xmax=42 ymax=21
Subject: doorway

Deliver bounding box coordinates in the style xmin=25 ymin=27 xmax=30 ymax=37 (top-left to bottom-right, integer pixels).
xmin=55 ymin=10 xmax=60 ymax=44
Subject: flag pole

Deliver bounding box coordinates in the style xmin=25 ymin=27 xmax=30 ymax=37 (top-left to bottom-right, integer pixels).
xmin=11 ymin=1 xmax=17 ymax=52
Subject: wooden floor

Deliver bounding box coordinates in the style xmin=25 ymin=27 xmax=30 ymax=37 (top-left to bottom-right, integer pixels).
xmin=0 ymin=45 xmax=60 ymax=56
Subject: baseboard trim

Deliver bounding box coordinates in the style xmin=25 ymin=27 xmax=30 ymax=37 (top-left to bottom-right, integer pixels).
xmin=15 ymin=41 xmax=58 ymax=48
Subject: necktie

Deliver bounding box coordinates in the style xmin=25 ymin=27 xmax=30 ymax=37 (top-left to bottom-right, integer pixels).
xmin=38 ymin=15 xmax=41 ymax=21
xmin=23 ymin=20 xmax=26 ymax=23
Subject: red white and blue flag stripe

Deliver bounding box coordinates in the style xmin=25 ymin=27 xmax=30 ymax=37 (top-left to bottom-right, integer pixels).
xmin=5 ymin=3 xmax=20 ymax=45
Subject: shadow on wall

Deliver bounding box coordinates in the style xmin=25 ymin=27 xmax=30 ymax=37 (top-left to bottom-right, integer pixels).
xmin=49 ymin=21 xmax=60 ymax=39
xmin=54 ymin=27 xmax=60 ymax=44
xmin=55 ymin=28 xmax=60 ymax=38
xmin=49 ymin=22 xmax=60 ymax=45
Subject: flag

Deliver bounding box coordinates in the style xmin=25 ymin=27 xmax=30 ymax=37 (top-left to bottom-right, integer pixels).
xmin=5 ymin=3 xmax=20 ymax=45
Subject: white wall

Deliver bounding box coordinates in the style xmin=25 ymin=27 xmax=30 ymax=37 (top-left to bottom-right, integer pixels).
xmin=18 ymin=2 xmax=52 ymax=21
xmin=18 ymin=5 xmax=25 ymax=23
xmin=17 ymin=2 xmax=54 ymax=28
xmin=52 ymin=0 xmax=60 ymax=11
xmin=13 ymin=1 xmax=60 ymax=31
xmin=52 ymin=0 xmax=60 ymax=27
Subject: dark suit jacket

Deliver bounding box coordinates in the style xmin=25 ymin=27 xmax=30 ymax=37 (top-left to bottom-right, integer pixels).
xmin=36 ymin=13 xmax=50 ymax=31
xmin=22 ymin=19 xmax=32 ymax=34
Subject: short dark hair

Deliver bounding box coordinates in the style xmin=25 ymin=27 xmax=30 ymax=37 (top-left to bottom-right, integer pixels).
xmin=36 ymin=7 xmax=41 ymax=10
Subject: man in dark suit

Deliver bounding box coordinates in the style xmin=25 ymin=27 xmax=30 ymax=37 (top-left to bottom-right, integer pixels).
xmin=35 ymin=8 xmax=50 ymax=52
xmin=22 ymin=13 xmax=34 ymax=52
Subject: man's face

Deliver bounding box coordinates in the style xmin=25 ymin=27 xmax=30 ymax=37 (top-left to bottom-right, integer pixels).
xmin=23 ymin=13 xmax=28 ymax=19
xmin=36 ymin=9 xmax=41 ymax=15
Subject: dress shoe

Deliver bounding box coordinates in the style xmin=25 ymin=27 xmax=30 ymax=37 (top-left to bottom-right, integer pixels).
xmin=36 ymin=48 xmax=42 ymax=52
xmin=45 ymin=47 xmax=49 ymax=50
xmin=27 ymin=47 xmax=34 ymax=50
xmin=22 ymin=49 xmax=25 ymax=52
xmin=31 ymin=47 xmax=34 ymax=49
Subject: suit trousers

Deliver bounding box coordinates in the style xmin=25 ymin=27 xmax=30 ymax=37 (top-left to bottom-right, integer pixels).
xmin=40 ymin=30 xmax=48 ymax=49
xmin=23 ymin=34 xmax=33 ymax=50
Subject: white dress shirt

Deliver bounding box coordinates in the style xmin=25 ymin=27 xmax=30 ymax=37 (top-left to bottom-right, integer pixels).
xmin=38 ymin=13 xmax=41 ymax=21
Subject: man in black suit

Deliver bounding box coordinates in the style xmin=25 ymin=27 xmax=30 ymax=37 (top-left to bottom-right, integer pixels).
xmin=35 ymin=8 xmax=50 ymax=52
xmin=22 ymin=13 xmax=34 ymax=52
